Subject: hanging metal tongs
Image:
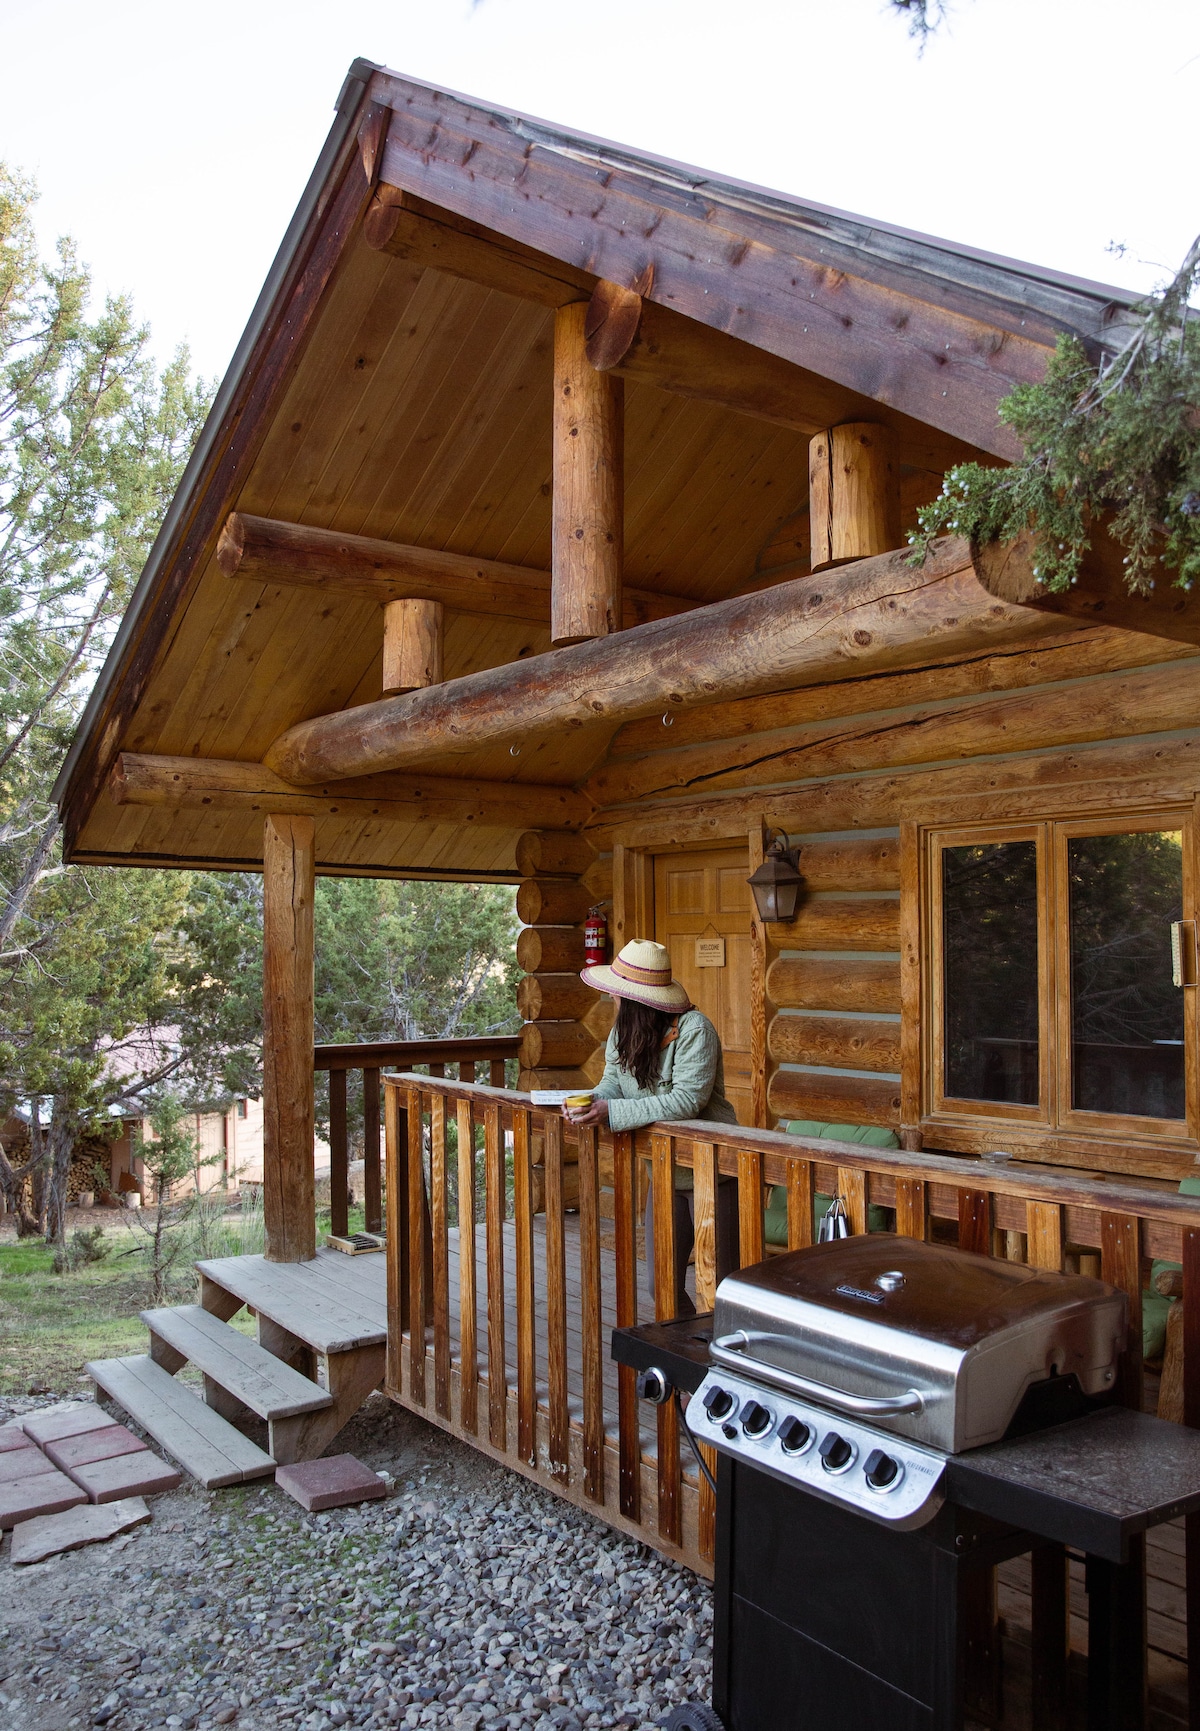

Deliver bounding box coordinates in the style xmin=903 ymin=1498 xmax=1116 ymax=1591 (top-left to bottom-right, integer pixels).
xmin=818 ymin=1194 xmax=850 ymax=1241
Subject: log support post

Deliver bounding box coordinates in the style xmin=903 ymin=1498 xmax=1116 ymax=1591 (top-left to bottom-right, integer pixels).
xmin=515 ymin=830 xmax=612 ymax=1094
xmin=262 ymin=814 xmax=316 ymax=1262
xmin=382 ymin=598 xmax=443 ymax=695
xmin=809 ymin=422 xmax=899 ymax=573
xmin=553 ymin=302 xmax=623 ymax=646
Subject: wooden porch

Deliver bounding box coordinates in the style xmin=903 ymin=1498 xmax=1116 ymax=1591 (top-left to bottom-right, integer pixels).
xmin=383 ymin=1069 xmax=1200 ymax=1729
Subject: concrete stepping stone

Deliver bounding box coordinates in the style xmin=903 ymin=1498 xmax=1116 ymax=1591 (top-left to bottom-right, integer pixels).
xmin=275 ymin=1453 xmax=387 ymax=1512
xmin=0 ymin=1449 xmax=58 ymax=1486
xmin=45 ymin=1423 xmax=146 ymax=1473
xmin=22 ymin=1404 xmax=118 ymax=1447
xmin=0 ymin=1422 xmax=36 ymax=1454
xmin=0 ymin=1469 xmax=87 ymax=1528
xmin=68 ymin=1451 xmax=182 ymax=1504
xmin=10 ymin=1496 xmax=151 ymax=1565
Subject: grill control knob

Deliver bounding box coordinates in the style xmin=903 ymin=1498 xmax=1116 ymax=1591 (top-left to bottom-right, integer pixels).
xmin=777 ymin=1417 xmax=813 ymax=1455
xmin=864 ymin=1449 xmax=903 ymax=1491
xmin=741 ymin=1401 xmax=773 ymax=1438
xmin=636 ymin=1368 xmax=669 ymax=1405
xmin=703 ymin=1386 xmax=736 ymax=1421
xmin=819 ymin=1432 xmax=856 ymax=1474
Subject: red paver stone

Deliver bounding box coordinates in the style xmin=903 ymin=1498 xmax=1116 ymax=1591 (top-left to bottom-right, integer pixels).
xmin=0 ymin=1469 xmax=87 ymax=1529
xmin=45 ymin=1424 xmax=146 ymax=1472
xmin=22 ymin=1405 xmax=117 ymax=1447
xmin=0 ymin=1448 xmax=57 ymax=1486
xmin=275 ymin=1454 xmax=387 ymax=1512
xmin=69 ymin=1451 xmax=182 ymax=1504
xmin=0 ymin=1423 xmax=37 ymax=1454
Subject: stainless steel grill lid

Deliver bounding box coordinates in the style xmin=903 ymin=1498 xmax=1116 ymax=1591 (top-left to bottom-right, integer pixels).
xmin=711 ymin=1236 xmax=1127 ymax=1452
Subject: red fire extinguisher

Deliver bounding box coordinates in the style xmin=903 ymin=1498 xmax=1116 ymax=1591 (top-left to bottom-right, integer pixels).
xmin=584 ymin=904 xmax=609 ymax=966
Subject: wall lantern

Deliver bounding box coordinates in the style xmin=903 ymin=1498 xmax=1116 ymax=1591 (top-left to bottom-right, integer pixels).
xmin=747 ymin=832 xmax=804 ymax=923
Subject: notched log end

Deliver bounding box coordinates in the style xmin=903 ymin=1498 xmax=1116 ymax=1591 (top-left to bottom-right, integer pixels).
xmin=970 ymin=530 xmax=1045 ymax=606
xmin=216 ymin=512 xmax=246 ymax=578
xmin=584 ymin=278 xmax=645 ymax=372
xmin=363 ymin=184 xmax=409 ymax=252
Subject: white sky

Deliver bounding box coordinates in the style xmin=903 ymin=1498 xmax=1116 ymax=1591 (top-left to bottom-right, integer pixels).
xmin=2 ymin=0 xmax=1197 ymax=382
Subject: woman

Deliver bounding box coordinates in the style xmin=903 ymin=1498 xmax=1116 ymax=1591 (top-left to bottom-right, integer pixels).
xmin=568 ymin=939 xmax=739 ymax=1315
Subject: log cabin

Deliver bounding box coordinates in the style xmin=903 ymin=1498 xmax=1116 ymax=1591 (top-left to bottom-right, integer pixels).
xmin=59 ymin=60 xmax=1200 ymax=1722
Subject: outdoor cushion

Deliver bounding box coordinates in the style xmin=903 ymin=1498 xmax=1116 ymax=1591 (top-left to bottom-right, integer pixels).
xmin=1139 ymin=1175 xmax=1200 ymax=1360
xmin=763 ymin=1121 xmax=899 ymax=1244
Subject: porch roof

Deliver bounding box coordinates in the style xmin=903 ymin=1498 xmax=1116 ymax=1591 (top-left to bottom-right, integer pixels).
xmin=54 ymin=60 xmax=1142 ymax=882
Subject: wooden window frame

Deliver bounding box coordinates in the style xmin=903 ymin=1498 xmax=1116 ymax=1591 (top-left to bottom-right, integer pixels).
xmin=915 ymin=806 xmax=1197 ymax=1161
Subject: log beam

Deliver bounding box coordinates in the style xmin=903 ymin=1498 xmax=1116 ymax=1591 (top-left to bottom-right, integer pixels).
xmin=383 ymin=598 xmax=443 ymax=695
xmin=809 ymin=423 xmax=900 ymax=572
xmin=514 ymin=831 xmax=596 ymax=877
xmin=583 ymin=279 xmax=973 ymax=475
xmin=973 ymin=528 xmax=1200 ymax=648
xmin=108 ymin=753 xmax=590 ymax=832
xmin=552 ymin=302 xmax=623 ymax=645
xmin=264 ymin=537 xmax=1066 ymax=786
xmin=216 ymin=512 xmax=685 ymax=630
xmin=262 ymin=815 xmax=316 ymax=1263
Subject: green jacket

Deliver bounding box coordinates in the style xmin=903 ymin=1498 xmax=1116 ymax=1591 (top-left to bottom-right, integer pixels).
xmin=592 ymin=1009 xmax=738 ymax=1175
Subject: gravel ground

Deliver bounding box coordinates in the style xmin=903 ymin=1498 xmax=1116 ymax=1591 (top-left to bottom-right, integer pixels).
xmin=0 ymin=1393 xmax=714 ymax=1731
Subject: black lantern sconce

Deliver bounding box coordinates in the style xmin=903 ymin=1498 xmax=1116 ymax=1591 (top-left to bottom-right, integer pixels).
xmin=747 ymin=831 xmax=805 ymax=923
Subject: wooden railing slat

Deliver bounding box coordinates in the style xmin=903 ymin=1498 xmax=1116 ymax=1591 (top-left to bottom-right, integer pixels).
xmin=692 ymin=1141 xmax=719 ymax=1307
xmin=578 ymin=1124 xmax=605 ymax=1505
xmin=484 ymin=1099 xmax=506 ymax=1452
xmin=613 ymin=1129 xmax=640 ymax=1522
xmin=651 ymin=1131 xmax=682 ymax=1546
xmin=430 ymin=1093 xmax=451 ymax=1420
xmin=1100 ymin=1211 xmax=1144 ymax=1412
xmin=384 ymin=1084 xmax=406 ymax=1391
xmin=406 ymin=1086 xmax=427 ymax=1405
xmin=786 ymin=1156 xmax=814 ymax=1250
xmin=838 ymin=1165 xmax=868 ymax=1237
xmin=544 ymin=1113 xmax=569 ymax=1481
xmin=456 ymin=1098 xmax=477 ymax=1436
xmin=957 ymin=1187 xmax=991 ymax=1256
xmin=1026 ymin=1200 xmax=1064 ymax=1271
xmin=895 ymin=1176 xmax=927 ymax=1241
xmin=1182 ymin=1229 xmax=1200 ymax=1726
xmin=737 ymin=1146 xmax=765 ymax=1268
xmin=329 ymin=1068 xmax=349 ymax=1239
xmin=513 ymin=1106 xmax=536 ymax=1467
xmin=363 ymin=1066 xmax=382 ymax=1235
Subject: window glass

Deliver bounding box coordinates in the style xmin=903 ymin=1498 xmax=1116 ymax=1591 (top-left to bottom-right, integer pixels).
xmin=1068 ymin=831 xmax=1184 ymax=1118
xmin=942 ymin=841 xmax=1039 ymax=1104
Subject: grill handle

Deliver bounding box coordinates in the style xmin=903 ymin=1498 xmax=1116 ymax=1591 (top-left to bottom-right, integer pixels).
xmin=711 ymin=1331 xmax=925 ymax=1417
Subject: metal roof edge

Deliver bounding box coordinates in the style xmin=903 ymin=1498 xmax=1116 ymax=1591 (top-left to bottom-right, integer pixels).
xmin=52 ymin=59 xmax=382 ymax=813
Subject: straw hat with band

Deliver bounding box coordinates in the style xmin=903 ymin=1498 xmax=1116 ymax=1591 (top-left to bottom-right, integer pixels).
xmin=581 ymin=939 xmax=692 ymax=1014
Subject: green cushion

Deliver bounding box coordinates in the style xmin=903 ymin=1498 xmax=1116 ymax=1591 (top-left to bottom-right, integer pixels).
xmin=785 ymin=1120 xmax=901 ymax=1149
xmin=1138 ymin=1175 xmax=1199 ymax=1359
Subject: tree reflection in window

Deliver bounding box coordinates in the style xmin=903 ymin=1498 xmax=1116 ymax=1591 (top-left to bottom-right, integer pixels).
xmin=943 ymin=841 xmax=1039 ymax=1105
xmin=1068 ymin=831 xmax=1184 ymax=1119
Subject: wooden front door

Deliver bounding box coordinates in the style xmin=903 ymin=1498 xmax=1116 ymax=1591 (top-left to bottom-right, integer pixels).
xmin=654 ymin=846 xmax=754 ymax=1125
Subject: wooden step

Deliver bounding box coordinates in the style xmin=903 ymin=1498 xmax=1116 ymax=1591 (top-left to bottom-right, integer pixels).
xmin=195 ymin=1251 xmax=387 ymax=1354
xmin=140 ymin=1306 xmax=333 ymax=1421
xmin=87 ymin=1355 xmax=276 ymax=1489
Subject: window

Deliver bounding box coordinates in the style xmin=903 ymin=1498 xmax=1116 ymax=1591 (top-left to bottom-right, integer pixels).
xmin=925 ymin=814 xmax=1193 ymax=1142
xmin=236 ymin=1098 xmax=248 ymax=1120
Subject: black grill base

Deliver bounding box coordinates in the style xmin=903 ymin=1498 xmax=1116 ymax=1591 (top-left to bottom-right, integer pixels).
xmin=713 ymin=1454 xmax=1025 ymax=1731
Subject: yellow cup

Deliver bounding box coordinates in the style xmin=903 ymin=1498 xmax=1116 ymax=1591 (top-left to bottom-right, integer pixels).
xmin=565 ymin=1092 xmax=593 ymax=1117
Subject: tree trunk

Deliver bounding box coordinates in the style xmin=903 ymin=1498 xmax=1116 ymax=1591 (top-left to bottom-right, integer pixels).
xmin=43 ymin=1102 xmax=76 ymax=1247
xmin=0 ymin=1138 xmax=42 ymax=1236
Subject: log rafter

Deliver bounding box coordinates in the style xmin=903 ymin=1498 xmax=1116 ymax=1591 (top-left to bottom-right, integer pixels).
xmin=216 ymin=512 xmax=695 ymax=629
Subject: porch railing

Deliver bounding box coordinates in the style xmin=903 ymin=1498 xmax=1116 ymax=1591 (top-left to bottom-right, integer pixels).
xmin=313 ymin=1037 xmax=518 ymax=1238
xmin=385 ymin=1074 xmax=1200 ymax=1715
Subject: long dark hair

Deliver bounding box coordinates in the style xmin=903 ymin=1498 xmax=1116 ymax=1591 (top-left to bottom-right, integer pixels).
xmin=614 ymin=997 xmax=677 ymax=1089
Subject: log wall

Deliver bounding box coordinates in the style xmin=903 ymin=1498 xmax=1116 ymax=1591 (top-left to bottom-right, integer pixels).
xmin=515 ymin=830 xmax=613 ymax=1096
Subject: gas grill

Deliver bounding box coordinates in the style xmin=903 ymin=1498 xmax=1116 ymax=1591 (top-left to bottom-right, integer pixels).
xmin=614 ymin=1234 xmax=1200 ymax=1731
xmin=694 ymin=1234 xmax=1126 ymax=1530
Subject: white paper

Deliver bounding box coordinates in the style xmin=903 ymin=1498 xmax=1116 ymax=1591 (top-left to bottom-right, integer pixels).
xmin=529 ymin=1089 xmax=574 ymax=1106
